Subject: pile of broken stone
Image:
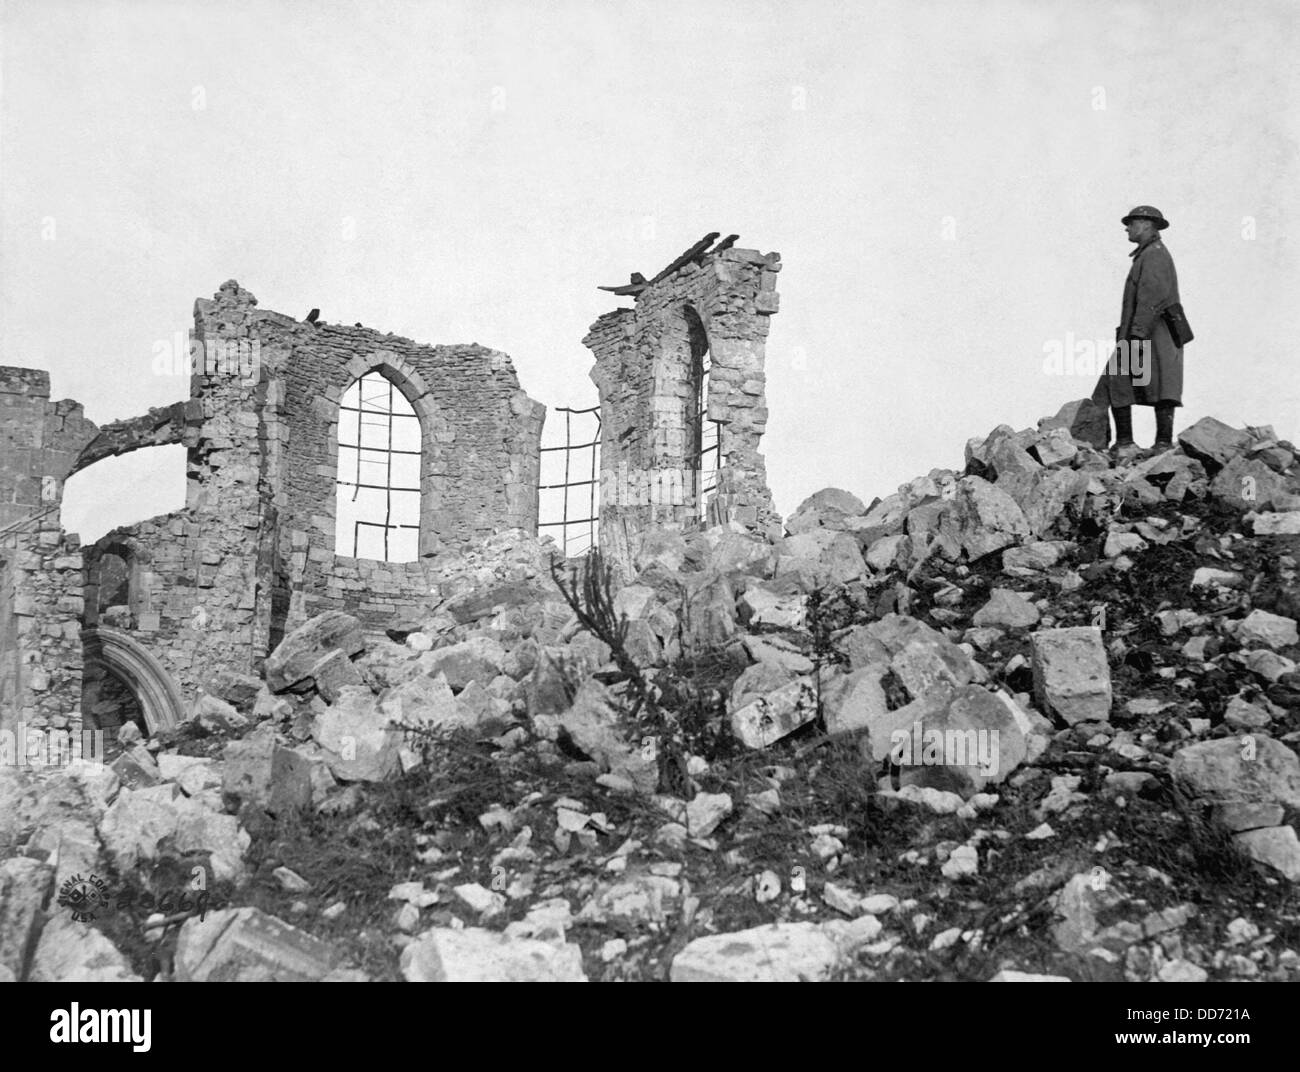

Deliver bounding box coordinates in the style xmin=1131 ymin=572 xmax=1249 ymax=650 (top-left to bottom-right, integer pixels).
xmin=2 ymin=401 xmax=1298 ymax=982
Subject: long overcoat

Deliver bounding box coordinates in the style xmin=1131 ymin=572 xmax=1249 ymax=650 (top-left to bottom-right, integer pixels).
xmin=1092 ymin=235 xmax=1183 ymax=407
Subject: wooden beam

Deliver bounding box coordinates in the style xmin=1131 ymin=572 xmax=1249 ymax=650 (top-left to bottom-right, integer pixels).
xmin=649 ymin=232 xmax=721 ymax=284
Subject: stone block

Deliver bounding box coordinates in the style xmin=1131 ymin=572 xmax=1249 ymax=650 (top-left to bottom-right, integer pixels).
xmin=400 ymin=926 xmax=586 ymax=982
xmin=175 ymin=907 xmax=339 ymax=982
xmin=310 ymin=648 xmax=364 ymax=704
xmin=1177 ymin=416 xmax=1254 ymax=469
xmin=1170 ymin=736 xmax=1300 ymax=811
xmin=822 ymin=667 xmax=890 ymax=738
xmin=1233 ymin=825 xmax=1300 ymax=882
xmin=1235 ymin=609 xmax=1298 ymax=649
xmin=418 ymin=636 xmax=507 ymax=690
xmin=730 ymin=676 xmax=817 ymax=749
xmin=265 ymin=611 xmax=366 ymax=693
xmin=1031 ymin=626 xmax=1111 ymax=724
xmin=1037 ymin=398 xmax=1109 ymax=451
xmin=671 ymin=922 xmax=839 ymax=982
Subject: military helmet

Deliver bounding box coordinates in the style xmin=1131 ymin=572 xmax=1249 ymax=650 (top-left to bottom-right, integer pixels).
xmin=1121 ymin=205 xmax=1169 ymax=230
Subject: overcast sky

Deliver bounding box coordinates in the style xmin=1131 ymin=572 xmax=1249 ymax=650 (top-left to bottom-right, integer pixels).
xmin=2 ymin=0 xmax=1296 ymax=545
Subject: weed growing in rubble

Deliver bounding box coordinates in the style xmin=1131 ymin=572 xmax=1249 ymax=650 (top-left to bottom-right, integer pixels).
xmin=549 ymin=549 xmax=741 ymax=792
xmin=549 ymin=549 xmax=660 ymax=721
xmin=804 ymin=585 xmax=846 ymax=670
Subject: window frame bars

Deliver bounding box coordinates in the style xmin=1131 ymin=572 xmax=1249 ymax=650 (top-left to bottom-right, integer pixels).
xmin=336 ymin=370 xmax=422 ymax=561
xmin=683 ymin=333 xmax=722 ymax=519
xmin=537 ymin=404 xmax=601 ymax=558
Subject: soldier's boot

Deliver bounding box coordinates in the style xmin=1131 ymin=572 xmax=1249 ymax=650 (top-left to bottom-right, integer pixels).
xmin=1109 ymin=405 xmax=1138 ymax=461
xmin=1152 ymin=402 xmax=1176 ymax=451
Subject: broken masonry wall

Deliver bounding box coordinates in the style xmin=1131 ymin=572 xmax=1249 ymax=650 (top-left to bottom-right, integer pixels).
xmin=586 ymin=242 xmax=781 ymax=566
xmin=78 ymin=280 xmax=276 ymax=707
xmin=82 ymin=511 xmax=224 ymax=706
xmin=0 ymin=367 xmax=99 ymax=531
xmin=0 ymin=550 xmax=15 ymax=730
xmin=0 ymin=288 xmax=266 ymax=727
xmin=263 ymin=310 xmax=545 ymax=634
xmin=0 ymin=528 xmax=84 ymax=739
xmin=188 ymin=281 xmax=280 ymax=671
xmin=4 ymin=278 xmax=549 ymax=727
xmin=0 ymin=367 xmax=96 ymax=737
xmin=10 ymin=531 xmax=85 ymax=735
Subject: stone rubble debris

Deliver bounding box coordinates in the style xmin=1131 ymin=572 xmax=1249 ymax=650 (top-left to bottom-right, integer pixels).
xmin=2 ymin=401 xmax=1298 ymax=981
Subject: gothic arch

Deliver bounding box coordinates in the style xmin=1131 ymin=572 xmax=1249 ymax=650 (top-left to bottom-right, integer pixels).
xmin=81 ymin=626 xmax=185 ymax=735
xmin=83 ymin=538 xmax=151 ymax=625
xmin=327 ymin=356 xmax=440 ymax=560
xmin=681 ymin=305 xmax=719 ymax=522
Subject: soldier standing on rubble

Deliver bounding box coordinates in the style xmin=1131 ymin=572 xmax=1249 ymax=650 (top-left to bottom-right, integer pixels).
xmin=1092 ymin=205 xmax=1184 ymax=460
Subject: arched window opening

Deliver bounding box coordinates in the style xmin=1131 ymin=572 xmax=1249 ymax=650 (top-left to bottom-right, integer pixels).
xmin=60 ymin=444 xmax=187 ymax=545
xmin=685 ymin=309 xmax=720 ymax=521
xmin=85 ymin=542 xmax=142 ymax=629
xmin=335 ymin=369 xmax=422 ymax=562
xmin=97 ymin=551 xmax=131 ymax=615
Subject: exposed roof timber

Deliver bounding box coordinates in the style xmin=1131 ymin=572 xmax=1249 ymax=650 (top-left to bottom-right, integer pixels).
xmin=596 ymin=231 xmax=741 ymax=297
xmin=648 ymin=231 xmax=721 ymax=284
xmin=597 ymin=272 xmax=647 ymax=296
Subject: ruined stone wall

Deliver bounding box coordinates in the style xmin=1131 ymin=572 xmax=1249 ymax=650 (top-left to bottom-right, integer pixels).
xmin=6 ymin=531 xmax=84 ymax=733
xmin=0 ymin=550 xmax=16 ymax=727
xmin=0 ymin=529 xmax=84 ymax=736
xmin=82 ymin=511 xmax=218 ymax=702
xmin=76 ymin=283 xmax=277 ymax=709
xmin=261 ymin=316 xmax=545 ymax=632
xmin=2 ymin=280 xmax=548 ymax=734
xmin=0 ymin=368 xmax=97 ymax=735
xmin=586 ymin=242 xmax=781 ymax=564
xmin=182 ymin=282 xmax=280 ymax=678
xmin=0 ymin=367 xmax=98 ymax=530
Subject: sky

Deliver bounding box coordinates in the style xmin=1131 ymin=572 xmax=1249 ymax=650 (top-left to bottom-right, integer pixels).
xmin=2 ymin=0 xmax=1297 ymax=545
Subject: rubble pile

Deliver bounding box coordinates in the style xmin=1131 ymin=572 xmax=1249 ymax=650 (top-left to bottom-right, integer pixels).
xmin=3 ymin=401 xmax=1299 ymax=982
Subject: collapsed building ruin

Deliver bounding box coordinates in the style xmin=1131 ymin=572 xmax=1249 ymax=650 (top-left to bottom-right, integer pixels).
xmin=0 ymin=233 xmax=781 ymax=745
xmin=585 ymin=232 xmax=782 ymax=559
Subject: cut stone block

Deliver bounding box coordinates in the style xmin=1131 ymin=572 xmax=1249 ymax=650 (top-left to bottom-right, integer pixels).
xmin=1177 ymin=416 xmax=1253 ymax=469
xmin=1235 ymin=610 xmax=1298 ymax=650
xmin=175 ymin=907 xmax=339 ymax=981
xmin=1170 ymin=736 xmax=1300 ymax=812
xmin=310 ymin=649 xmax=364 ymax=704
xmin=265 ymin=611 xmax=366 ymax=693
xmin=401 ymin=926 xmax=586 ymax=982
xmin=822 ymin=667 xmax=890 ymax=738
xmin=730 ymin=677 xmax=818 ymax=749
xmin=1031 ymin=626 xmax=1112 ymax=725
xmin=1234 ymin=825 xmax=1300 ymax=882
xmin=671 ymin=922 xmax=839 ymax=982
xmin=1252 ymin=511 xmax=1300 ymax=535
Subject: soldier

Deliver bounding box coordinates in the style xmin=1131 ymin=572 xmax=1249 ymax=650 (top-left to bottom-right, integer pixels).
xmin=1092 ymin=205 xmax=1183 ymax=459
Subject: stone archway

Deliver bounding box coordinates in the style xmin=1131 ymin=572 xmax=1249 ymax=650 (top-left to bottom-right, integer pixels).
xmin=81 ymin=626 xmax=185 ymax=735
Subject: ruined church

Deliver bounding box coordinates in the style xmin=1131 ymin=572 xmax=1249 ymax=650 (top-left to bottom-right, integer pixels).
xmin=0 ymin=234 xmax=781 ymax=744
